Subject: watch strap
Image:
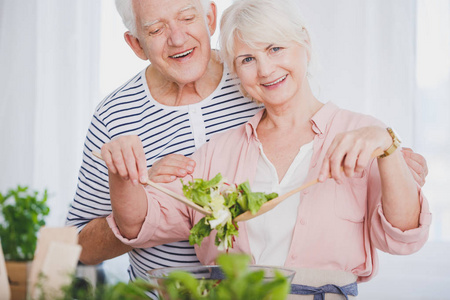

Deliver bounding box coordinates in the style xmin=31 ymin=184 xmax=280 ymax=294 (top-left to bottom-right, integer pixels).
xmin=379 ymin=127 xmax=401 ymax=158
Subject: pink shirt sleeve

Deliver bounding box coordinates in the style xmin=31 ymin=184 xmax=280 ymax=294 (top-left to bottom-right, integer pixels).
xmin=366 ymin=159 xmax=432 ymax=255
xmin=106 ymin=184 xmax=194 ymax=248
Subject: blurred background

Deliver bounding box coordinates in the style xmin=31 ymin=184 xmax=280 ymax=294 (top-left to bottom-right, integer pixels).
xmin=0 ymin=0 xmax=449 ymax=299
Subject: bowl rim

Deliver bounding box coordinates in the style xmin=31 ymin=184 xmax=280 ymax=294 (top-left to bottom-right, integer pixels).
xmin=146 ymin=264 xmax=297 ymax=279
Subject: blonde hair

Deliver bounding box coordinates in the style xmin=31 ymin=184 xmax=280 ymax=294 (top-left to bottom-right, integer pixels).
xmin=219 ymin=0 xmax=311 ymax=74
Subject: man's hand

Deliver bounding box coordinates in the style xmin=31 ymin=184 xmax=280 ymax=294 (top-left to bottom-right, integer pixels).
xmin=402 ymin=147 xmax=428 ymax=187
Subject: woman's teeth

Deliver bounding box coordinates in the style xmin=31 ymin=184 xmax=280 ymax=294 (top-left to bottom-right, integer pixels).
xmin=262 ymin=75 xmax=287 ymax=86
xmin=171 ymin=49 xmax=193 ymax=58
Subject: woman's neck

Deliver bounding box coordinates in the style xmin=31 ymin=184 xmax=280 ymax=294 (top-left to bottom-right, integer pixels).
xmin=260 ymin=86 xmax=323 ymax=131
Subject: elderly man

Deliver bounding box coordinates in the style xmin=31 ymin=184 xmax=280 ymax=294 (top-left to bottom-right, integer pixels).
xmin=66 ymin=0 xmax=428 ymax=297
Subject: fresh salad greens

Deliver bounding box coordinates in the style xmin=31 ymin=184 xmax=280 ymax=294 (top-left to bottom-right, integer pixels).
xmin=182 ymin=173 xmax=278 ymax=250
xmin=154 ymin=254 xmax=291 ymax=300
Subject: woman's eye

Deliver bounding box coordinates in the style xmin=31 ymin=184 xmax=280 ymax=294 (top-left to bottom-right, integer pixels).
xmin=242 ymin=57 xmax=254 ymax=64
xmin=270 ymin=47 xmax=281 ymax=53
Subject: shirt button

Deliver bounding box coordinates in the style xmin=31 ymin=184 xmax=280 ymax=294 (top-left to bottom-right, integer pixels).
xmin=312 ymin=162 xmax=317 ymax=168
xmin=302 ymin=190 xmax=309 ymax=195
xmin=300 ymin=219 xmax=307 ymax=225
xmin=291 ymin=254 xmax=298 ymax=260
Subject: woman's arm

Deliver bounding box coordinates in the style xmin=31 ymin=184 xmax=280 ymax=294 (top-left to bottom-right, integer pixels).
xmin=318 ymin=126 xmax=420 ymax=231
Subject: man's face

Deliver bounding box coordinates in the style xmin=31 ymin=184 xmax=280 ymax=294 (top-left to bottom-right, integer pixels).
xmin=132 ymin=0 xmax=216 ymax=85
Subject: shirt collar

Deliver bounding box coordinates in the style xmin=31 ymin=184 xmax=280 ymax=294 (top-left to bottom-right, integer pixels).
xmin=310 ymin=102 xmax=339 ymax=135
xmin=244 ymin=102 xmax=339 ymax=141
xmin=245 ymin=109 xmax=265 ymax=142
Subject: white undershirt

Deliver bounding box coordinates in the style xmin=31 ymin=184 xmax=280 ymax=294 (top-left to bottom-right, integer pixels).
xmin=247 ymin=141 xmax=313 ymax=266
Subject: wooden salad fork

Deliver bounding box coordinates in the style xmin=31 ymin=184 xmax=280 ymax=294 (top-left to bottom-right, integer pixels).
xmin=91 ymin=151 xmax=212 ymax=216
xmin=233 ymin=148 xmax=384 ymax=222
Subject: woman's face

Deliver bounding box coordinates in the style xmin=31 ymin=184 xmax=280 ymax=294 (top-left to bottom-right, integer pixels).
xmin=233 ymin=38 xmax=309 ymax=107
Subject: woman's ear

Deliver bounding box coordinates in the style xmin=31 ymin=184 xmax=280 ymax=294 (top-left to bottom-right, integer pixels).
xmin=302 ymin=28 xmax=312 ymax=63
xmin=124 ymin=32 xmax=148 ymax=61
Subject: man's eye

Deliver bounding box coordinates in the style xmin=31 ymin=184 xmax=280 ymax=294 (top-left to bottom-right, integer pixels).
xmin=181 ymin=15 xmax=195 ymax=22
xmin=149 ymin=27 xmax=164 ymax=36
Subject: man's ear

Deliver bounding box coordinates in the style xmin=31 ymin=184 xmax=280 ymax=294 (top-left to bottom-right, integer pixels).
xmin=124 ymin=32 xmax=148 ymax=61
xmin=206 ymin=2 xmax=217 ymax=36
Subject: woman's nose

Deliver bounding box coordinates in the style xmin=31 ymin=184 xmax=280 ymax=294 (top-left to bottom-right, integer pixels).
xmin=257 ymin=57 xmax=275 ymax=78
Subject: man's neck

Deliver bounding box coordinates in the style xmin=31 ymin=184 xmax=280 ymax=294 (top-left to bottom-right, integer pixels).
xmin=146 ymin=53 xmax=223 ymax=106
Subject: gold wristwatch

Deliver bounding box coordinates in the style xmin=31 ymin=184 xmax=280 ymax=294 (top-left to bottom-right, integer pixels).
xmin=379 ymin=127 xmax=402 ymax=158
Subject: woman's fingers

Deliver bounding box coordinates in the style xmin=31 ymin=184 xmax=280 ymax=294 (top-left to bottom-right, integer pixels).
xmin=148 ymin=154 xmax=196 ymax=183
xmin=319 ymin=126 xmax=388 ymax=183
xmin=100 ymin=136 xmax=146 ymax=185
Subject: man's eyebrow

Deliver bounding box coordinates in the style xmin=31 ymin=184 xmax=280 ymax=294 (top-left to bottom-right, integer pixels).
xmin=142 ymin=5 xmax=197 ymax=28
xmin=179 ymin=5 xmax=196 ymax=13
xmin=143 ymin=20 xmax=160 ymax=28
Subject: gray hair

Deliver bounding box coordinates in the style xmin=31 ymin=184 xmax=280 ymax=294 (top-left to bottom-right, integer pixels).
xmin=219 ymin=0 xmax=312 ymax=73
xmin=115 ymin=0 xmax=212 ymax=37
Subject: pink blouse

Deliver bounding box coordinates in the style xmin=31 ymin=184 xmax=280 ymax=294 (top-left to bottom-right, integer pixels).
xmin=107 ymin=102 xmax=431 ymax=282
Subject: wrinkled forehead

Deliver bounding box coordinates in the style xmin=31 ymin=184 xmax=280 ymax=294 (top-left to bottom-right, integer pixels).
xmin=133 ymin=0 xmax=203 ymax=19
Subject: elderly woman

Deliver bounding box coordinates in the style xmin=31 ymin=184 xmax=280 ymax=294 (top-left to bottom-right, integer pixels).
xmin=106 ymin=0 xmax=431 ymax=298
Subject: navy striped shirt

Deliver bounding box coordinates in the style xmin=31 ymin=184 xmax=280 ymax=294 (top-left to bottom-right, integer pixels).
xmin=66 ymin=67 xmax=261 ymax=298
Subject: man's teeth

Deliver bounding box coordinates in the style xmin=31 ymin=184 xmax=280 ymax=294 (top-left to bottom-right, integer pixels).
xmin=171 ymin=49 xmax=193 ymax=58
xmin=263 ymin=75 xmax=287 ymax=86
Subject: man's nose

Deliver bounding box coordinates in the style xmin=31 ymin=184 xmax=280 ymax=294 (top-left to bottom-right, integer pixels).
xmin=167 ymin=24 xmax=188 ymax=47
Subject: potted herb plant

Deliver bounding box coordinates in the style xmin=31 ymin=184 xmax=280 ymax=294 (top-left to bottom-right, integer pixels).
xmin=0 ymin=185 xmax=50 ymax=300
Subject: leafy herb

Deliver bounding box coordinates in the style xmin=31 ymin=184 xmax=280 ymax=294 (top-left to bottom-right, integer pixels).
xmin=0 ymin=185 xmax=49 ymax=261
xmin=182 ymin=174 xmax=277 ymax=250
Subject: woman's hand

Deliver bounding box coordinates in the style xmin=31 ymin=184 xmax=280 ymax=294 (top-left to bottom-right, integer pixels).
xmin=318 ymin=126 xmax=391 ymax=183
xmin=101 ymin=135 xmax=148 ymax=186
xmin=148 ymin=154 xmax=196 ymax=183
xmin=101 ymin=136 xmax=196 ymax=185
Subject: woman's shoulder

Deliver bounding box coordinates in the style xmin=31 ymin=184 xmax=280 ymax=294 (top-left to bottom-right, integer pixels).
xmin=332 ymin=104 xmax=386 ymax=129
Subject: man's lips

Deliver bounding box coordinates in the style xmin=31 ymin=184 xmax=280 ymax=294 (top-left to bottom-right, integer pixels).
xmin=169 ymin=48 xmax=194 ymax=59
xmin=261 ymin=75 xmax=287 ymax=87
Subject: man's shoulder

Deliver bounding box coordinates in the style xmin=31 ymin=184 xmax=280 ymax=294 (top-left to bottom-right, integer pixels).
xmin=95 ymin=69 xmax=148 ymax=114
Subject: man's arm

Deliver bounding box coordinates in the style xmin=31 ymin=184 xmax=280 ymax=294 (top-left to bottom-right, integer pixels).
xmin=79 ymin=217 xmax=132 ymax=265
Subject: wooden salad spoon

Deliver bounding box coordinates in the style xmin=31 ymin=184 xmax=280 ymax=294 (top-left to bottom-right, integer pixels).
xmin=91 ymin=151 xmax=212 ymax=216
xmin=233 ymin=148 xmax=384 ymax=222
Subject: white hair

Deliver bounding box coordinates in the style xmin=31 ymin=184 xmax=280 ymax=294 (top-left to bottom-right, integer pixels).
xmin=115 ymin=0 xmax=212 ymax=37
xmin=219 ymin=0 xmax=313 ymax=74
